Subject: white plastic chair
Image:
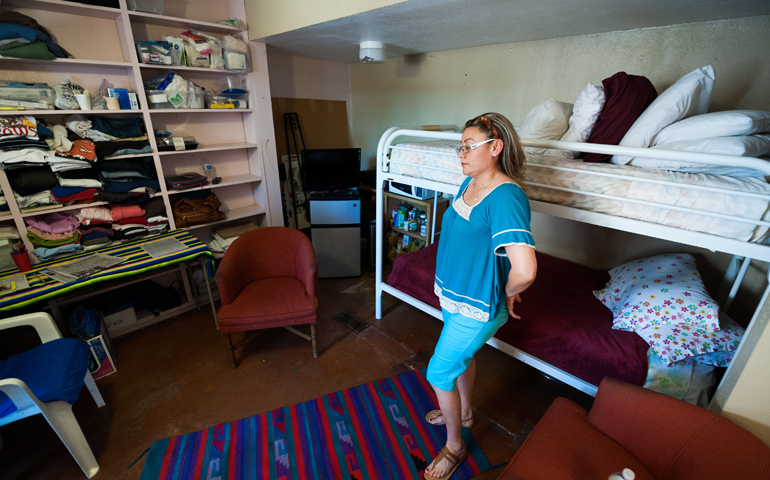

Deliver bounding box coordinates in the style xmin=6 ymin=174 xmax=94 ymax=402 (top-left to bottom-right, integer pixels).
xmin=0 ymin=312 xmax=105 ymax=478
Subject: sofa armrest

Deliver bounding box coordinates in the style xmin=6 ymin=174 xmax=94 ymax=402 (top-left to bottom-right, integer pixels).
xmin=588 ymin=377 xmax=722 ymax=478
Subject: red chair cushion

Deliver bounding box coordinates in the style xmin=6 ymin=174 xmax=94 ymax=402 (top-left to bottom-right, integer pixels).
xmin=496 ymin=398 xmax=654 ymax=480
xmin=216 ymin=277 xmax=318 ymax=331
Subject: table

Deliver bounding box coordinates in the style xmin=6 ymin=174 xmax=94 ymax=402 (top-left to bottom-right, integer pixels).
xmin=0 ymin=230 xmax=217 ymax=322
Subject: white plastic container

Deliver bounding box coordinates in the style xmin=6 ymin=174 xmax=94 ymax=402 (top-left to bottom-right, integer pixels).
xmin=147 ymin=89 xmax=204 ymax=109
xmin=127 ymin=0 xmax=163 ymax=14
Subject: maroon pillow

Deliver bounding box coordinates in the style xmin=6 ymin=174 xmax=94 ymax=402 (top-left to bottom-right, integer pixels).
xmin=583 ymin=72 xmax=658 ymax=163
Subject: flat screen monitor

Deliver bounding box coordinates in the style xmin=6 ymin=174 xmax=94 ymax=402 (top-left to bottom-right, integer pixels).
xmin=301 ymin=148 xmax=361 ymax=192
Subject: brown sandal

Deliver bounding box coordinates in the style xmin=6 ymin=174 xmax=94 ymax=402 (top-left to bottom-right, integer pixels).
xmin=425 ymin=409 xmax=474 ymax=428
xmin=424 ymin=442 xmax=467 ymax=480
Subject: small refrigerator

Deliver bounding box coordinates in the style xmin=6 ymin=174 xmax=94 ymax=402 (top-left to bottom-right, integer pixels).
xmin=309 ymin=190 xmax=361 ymax=278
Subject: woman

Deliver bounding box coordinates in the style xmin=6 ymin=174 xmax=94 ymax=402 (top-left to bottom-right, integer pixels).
xmin=424 ymin=113 xmax=537 ymax=480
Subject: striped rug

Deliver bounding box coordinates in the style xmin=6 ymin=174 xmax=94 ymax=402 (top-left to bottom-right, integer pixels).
xmin=140 ymin=369 xmax=491 ymax=480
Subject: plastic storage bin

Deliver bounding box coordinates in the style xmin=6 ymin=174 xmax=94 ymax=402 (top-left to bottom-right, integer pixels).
xmin=127 ymin=0 xmax=163 ymax=14
xmin=0 ymin=83 xmax=55 ymax=110
xmin=146 ymin=89 xmax=204 ymax=109
xmin=136 ymin=41 xmax=172 ymax=65
xmin=204 ymin=92 xmax=248 ymax=109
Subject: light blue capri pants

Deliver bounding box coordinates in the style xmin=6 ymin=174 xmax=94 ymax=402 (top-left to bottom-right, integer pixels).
xmin=426 ymin=305 xmax=509 ymax=391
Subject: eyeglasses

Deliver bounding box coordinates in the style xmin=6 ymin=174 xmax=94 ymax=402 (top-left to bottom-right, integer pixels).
xmin=455 ymin=138 xmax=494 ymax=156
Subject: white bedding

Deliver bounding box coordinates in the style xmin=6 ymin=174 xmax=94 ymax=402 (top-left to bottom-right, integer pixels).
xmin=388 ymin=140 xmax=770 ymax=243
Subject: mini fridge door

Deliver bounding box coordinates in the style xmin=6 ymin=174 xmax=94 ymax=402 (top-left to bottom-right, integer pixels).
xmin=311 ymin=226 xmax=361 ymax=277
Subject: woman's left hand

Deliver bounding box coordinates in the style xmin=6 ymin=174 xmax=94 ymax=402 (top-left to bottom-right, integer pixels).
xmin=506 ymin=294 xmax=522 ymax=319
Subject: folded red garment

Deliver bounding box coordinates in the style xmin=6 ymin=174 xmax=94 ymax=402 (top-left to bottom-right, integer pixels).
xmin=118 ymin=216 xmax=148 ymax=225
xmin=110 ymin=204 xmax=146 ymax=221
xmin=56 ymin=139 xmax=96 ymax=162
xmin=53 ymin=188 xmax=98 ymax=203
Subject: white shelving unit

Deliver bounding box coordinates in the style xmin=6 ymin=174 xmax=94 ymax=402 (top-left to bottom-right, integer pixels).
xmin=0 ymin=0 xmax=282 ymax=330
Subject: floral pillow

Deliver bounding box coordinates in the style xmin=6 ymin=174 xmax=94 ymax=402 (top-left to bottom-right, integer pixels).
xmin=593 ymin=253 xmax=720 ymax=332
xmin=636 ymin=313 xmax=744 ymax=366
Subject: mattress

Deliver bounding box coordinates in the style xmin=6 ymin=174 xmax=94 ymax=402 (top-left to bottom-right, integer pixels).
xmin=386 ymin=242 xmax=650 ymax=387
xmin=388 ymin=140 xmax=770 ymax=243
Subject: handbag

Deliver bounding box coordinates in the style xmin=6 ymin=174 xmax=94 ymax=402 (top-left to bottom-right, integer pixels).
xmin=165 ymin=172 xmax=208 ymax=190
xmin=172 ymin=193 xmax=225 ymax=227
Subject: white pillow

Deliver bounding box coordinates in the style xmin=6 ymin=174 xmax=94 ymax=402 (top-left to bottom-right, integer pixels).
xmin=613 ymin=65 xmax=715 ymax=164
xmin=543 ymin=83 xmax=606 ymax=159
xmin=627 ymin=134 xmax=770 ymax=169
xmin=653 ymin=110 xmax=770 ymax=145
xmin=518 ymin=99 xmax=573 ymax=155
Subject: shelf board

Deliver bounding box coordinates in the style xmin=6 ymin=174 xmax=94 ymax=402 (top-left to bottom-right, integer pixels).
xmin=139 ymin=64 xmax=249 ymax=75
xmin=21 ymin=201 xmax=108 ymax=218
xmin=158 ymin=143 xmax=258 ymax=156
xmin=150 ymin=108 xmax=252 ymax=114
xmin=0 ymin=57 xmax=132 ymax=69
xmin=167 ymin=174 xmax=262 ymax=194
xmin=128 ymin=11 xmax=242 ymax=34
xmin=0 ymin=0 xmax=121 ymax=18
xmin=3 ymin=109 xmax=143 ymax=116
xmin=184 ymin=204 xmax=266 ymax=230
xmin=389 ymin=225 xmax=426 ymax=241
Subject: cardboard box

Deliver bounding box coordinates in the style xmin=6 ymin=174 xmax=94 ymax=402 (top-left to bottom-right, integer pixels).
xmin=88 ymin=313 xmax=117 ymax=380
xmin=104 ymin=307 xmax=137 ymax=335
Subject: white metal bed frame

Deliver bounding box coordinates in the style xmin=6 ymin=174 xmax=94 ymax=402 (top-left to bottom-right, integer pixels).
xmin=374 ymin=125 xmax=770 ymax=398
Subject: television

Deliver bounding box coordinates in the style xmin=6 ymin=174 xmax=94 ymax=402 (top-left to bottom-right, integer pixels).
xmin=301 ymin=148 xmax=361 ymax=192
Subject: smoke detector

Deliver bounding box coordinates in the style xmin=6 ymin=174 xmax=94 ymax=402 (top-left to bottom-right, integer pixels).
xmin=359 ymin=41 xmax=387 ymax=64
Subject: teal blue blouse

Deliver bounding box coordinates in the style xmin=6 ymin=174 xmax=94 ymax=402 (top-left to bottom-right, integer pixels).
xmin=434 ymin=176 xmax=535 ymax=322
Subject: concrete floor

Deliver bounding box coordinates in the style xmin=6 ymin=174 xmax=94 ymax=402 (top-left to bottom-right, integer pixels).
xmin=0 ymin=267 xmax=593 ymax=480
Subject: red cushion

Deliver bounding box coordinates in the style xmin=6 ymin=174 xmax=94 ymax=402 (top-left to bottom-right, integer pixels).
xmin=496 ymin=397 xmax=654 ymax=480
xmin=583 ymin=72 xmax=658 ymax=163
xmin=216 ymin=277 xmax=318 ymax=331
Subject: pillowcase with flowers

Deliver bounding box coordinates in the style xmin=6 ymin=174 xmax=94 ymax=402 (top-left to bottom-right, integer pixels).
xmin=593 ymin=253 xmax=720 ymax=332
xmin=636 ymin=312 xmax=744 ymax=366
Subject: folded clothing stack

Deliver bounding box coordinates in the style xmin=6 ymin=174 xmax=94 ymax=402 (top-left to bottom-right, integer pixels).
xmin=97 ymin=156 xmax=160 ymax=194
xmin=24 ymin=212 xmax=80 ymax=250
xmin=0 ymin=12 xmax=69 ymax=60
xmin=208 ymin=220 xmax=258 ymax=253
xmin=0 ymin=115 xmax=157 ymax=212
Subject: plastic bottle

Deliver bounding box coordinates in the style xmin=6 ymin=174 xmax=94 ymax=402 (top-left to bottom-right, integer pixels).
xmin=419 ymin=214 xmax=427 ymax=236
xmin=203 ymin=163 xmax=215 ymax=181
xmin=608 ymin=468 xmax=635 ymax=480
xmin=398 ymin=206 xmax=408 ymax=229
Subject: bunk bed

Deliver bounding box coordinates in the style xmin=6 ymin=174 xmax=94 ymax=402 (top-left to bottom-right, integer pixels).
xmin=374 ymin=126 xmax=770 ymax=399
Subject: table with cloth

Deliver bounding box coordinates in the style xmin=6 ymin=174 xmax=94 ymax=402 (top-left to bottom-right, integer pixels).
xmin=0 ymin=230 xmax=216 ymax=320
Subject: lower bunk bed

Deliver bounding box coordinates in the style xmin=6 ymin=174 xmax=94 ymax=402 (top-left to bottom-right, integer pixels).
xmin=386 ymin=241 xmax=718 ymax=405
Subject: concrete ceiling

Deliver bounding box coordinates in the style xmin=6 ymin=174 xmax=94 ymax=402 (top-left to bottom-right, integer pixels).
xmin=257 ymin=0 xmax=770 ymax=63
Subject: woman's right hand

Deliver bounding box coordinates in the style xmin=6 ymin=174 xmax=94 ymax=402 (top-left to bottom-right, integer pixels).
xmin=506 ymin=294 xmax=522 ymax=319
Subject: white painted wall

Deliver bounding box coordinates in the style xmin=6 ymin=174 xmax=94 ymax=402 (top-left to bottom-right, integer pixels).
xmin=348 ymin=15 xmax=770 ymax=442
xmin=267 ymin=52 xmax=353 ymax=145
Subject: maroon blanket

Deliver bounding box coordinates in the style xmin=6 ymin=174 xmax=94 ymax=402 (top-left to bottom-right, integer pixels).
xmin=387 ymin=243 xmax=650 ymax=387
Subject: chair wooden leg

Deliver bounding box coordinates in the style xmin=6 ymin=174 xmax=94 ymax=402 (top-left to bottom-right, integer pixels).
xmin=310 ymin=324 xmax=318 ymax=358
xmin=223 ymin=333 xmax=237 ymax=369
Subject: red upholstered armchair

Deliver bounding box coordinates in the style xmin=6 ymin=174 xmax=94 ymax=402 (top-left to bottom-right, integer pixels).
xmin=497 ymin=377 xmax=770 ymax=480
xmin=214 ymin=227 xmax=319 ymax=369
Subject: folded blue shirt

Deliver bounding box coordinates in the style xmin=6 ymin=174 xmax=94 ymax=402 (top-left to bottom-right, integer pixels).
xmin=102 ymin=178 xmax=160 ymax=193
xmin=0 ymin=24 xmax=65 ymax=58
xmin=51 ymin=186 xmax=88 ymax=198
xmin=32 ymin=244 xmax=84 ymax=262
